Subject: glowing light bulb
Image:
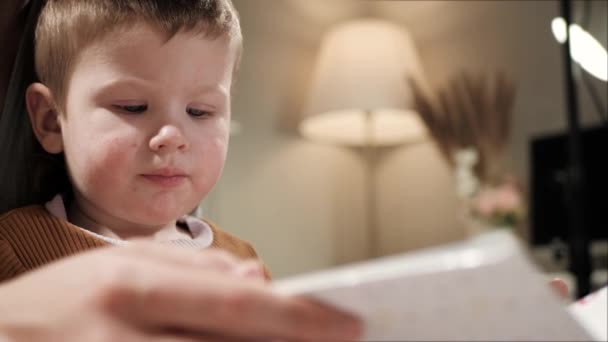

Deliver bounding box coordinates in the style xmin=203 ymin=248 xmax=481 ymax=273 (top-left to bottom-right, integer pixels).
xmin=551 ymin=17 xmax=608 ymax=82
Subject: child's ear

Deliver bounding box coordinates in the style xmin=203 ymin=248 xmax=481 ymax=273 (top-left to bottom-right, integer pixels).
xmin=26 ymin=83 xmax=63 ymax=154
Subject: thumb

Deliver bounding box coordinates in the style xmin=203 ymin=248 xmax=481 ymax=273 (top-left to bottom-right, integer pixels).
xmin=549 ymin=278 xmax=569 ymax=299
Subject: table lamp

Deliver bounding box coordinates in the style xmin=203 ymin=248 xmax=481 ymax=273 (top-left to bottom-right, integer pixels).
xmin=300 ymin=19 xmax=427 ymax=257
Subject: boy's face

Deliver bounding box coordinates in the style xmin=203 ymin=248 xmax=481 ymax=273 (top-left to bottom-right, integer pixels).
xmin=58 ymin=23 xmax=236 ymax=229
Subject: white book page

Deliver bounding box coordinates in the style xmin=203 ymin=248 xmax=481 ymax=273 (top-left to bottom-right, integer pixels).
xmin=569 ymin=286 xmax=608 ymax=341
xmin=273 ymin=231 xmax=593 ymax=341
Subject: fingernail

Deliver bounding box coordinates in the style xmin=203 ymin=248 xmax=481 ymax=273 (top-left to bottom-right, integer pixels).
xmin=336 ymin=316 xmax=364 ymax=339
xmin=234 ymin=262 xmax=264 ymax=280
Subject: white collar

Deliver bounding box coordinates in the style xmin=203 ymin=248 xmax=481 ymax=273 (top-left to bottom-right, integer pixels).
xmin=44 ymin=194 xmax=214 ymax=249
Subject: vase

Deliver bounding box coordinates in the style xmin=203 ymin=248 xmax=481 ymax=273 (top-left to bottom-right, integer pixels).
xmin=459 ymin=199 xmax=498 ymax=237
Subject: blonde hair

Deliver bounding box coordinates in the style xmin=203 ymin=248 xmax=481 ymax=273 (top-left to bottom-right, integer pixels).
xmin=0 ymin=0 xmax=242 ymax=213
xmin=35 ymin=0 xmax=242 ymax=111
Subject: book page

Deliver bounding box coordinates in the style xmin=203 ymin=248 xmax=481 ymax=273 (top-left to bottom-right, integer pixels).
xmin=273 ymin=231 xmax=592 ymax=341
xmin=569 ymin=286 xmax=608 ymax=341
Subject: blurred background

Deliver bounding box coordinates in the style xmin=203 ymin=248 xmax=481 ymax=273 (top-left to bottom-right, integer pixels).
xmin=198 ymin=0 xmax=607 ymax=296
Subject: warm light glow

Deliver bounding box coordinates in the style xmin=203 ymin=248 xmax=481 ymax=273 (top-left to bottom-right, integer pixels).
xmin=301 ymin=19 xmax=428 ymax=146
xmin=551 ymin=17 xmax=568 ymax=43
xmin=551 ymin=17 xmax=608 ymax=82
xmin=300 ymin=109 xmax=426 ymax=146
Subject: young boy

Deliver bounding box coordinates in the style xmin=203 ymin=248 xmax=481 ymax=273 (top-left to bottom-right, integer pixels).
xmin=0 ymin=0 xmax=269 ymax=281
xmin=0 ymin=2 xmax=365 ymax=340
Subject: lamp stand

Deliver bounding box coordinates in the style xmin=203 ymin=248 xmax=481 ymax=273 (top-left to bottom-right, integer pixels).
xmin=364 ymin=110 xmax=379 ymax=258
xmin=560 ymin=0 xmax=592 ymax=298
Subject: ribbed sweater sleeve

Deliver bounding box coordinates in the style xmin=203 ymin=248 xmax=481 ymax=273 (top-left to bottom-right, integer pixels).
xmin=208 ymin=221 xmax=272 ymax=280
xmin=0 ymin=206 xmax=271 ymax=282
xmin=0 ymin=239 xmax=26 ymax=282
xmin=0 ymin=206 xmax=107 ymax=282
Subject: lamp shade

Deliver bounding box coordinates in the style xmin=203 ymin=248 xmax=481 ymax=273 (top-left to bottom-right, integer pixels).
xmin=300 ymin=19 xmax=427 ymax=146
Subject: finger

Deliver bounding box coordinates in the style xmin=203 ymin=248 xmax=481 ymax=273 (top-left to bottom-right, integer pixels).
xmin=116 ymin=241 xmax=243 ymax=273
xmin=151 ymin=336 xmax=265 ymax=342
xmin=113 ymin=265 xmax=362 ymax=341
xmin=149 ymin=334 xmax=230 ymax=342
xmin=233 ymin=259 xmax=266 ymax=282
xmin=140 ymin=333 xmax=216 ymax=342
xmin=549 ymin=278 xmax=569 ymax=299
xmin=149 ymin=329 xmax=269 ymax=342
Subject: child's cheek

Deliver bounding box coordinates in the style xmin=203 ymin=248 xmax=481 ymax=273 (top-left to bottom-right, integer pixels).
xmin=211 ymin=136 xmax=228 ymax=160
xmin=83 ymin=137 xmax=137 ymax=189
xmin=196 ymin=137 xmax=227 ymax=188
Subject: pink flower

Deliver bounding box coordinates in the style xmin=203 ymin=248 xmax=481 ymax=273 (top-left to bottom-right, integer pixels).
xmin=470 ymin=178 xmax=524 ymax=227
xmin=495 ymin=182 xmax=521 ymax=212
xmin=474 ymin=188 xmax=498 ymax=217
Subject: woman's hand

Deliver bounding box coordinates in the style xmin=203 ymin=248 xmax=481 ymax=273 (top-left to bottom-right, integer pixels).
xmin=0 ymin=242 xmax=362 ymax=341
xmin=550 ymin=278 xmax=570 ymax=299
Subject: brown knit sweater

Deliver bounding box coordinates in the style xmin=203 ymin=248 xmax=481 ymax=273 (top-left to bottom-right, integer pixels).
xmin=0 ymin=205 xmax=270 ymax=282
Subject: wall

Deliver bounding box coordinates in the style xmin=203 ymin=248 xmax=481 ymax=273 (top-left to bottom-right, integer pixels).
xmin=201 ymin=0 xmax=607 ymax=278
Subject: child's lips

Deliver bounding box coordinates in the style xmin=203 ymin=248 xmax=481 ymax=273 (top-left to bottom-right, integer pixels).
xmin=140 ymin=169 xmax=188 ymax=187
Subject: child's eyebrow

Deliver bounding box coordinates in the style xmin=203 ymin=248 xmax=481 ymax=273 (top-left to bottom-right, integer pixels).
xmin=95 ymin=78 xmax=229 ymax=101
xmin=192 ymin=85 xmax=229 ymax=102
xmin=95 ymin=78 xmax=153 ymax=94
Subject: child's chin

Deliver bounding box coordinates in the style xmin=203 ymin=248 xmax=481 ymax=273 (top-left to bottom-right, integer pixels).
xmin=134 ymin=208 xmax=185 ymax=225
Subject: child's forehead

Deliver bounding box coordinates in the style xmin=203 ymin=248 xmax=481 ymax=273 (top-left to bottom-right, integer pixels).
xmin=71 ymin=22 xmax=237 ymax=86
xmin=90 ymin=22 xmax=231 ymax=56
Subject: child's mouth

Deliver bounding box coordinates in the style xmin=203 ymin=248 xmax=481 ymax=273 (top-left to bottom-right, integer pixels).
xmin=140 ymin=174 xmax=187 ymax=187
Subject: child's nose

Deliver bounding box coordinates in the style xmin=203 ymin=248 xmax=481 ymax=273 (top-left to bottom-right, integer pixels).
xmin=149 ymin=125 xmax=189 ymax=152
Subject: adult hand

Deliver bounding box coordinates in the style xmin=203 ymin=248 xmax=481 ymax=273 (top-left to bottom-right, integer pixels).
xmin=549 ymin=278 xmax=570 ymax=300
xmin=0 ymin=242 xmax=362 ymax=341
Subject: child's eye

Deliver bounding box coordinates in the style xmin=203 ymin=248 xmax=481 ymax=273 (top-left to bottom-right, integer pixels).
xmin=187 ymin=107 xmax=212 ymax=118
xmin=113 ymin=104 xmax=147 ymax=113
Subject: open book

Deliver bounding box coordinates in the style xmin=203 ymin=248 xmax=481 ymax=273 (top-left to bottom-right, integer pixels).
xmin=273 ymin=231 xmax=598 ymax=341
